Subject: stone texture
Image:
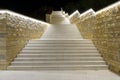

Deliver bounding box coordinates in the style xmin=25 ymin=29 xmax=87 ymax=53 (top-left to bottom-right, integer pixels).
xmin=0 ymin=70 xmax=120 ymax=80
xmin=46 ymin=14 xmax=50 ymax=23
xmin=0 ymin=10 xmax=48 ymax=70
xmin=0 ymin=13 xmax=7 ymax=69
xmin=71 ymin=1 xmax=120 ymax=74
xmin=69 ymin=10 xmax=80 ymax=24
xmin=94 ymin=2 xmax=120 ymax=74
xmin=76 ymin=9 xmax=95 ymax=39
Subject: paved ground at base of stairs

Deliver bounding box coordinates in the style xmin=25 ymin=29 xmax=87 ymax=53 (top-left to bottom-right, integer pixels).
xmin=0 ymin=70 xmax=120 ymax=80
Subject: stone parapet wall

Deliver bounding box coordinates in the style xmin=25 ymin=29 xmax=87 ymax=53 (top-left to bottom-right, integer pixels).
xmin=94 ymin=2 xmax=120 ymax=74
xmin=76 ymin=9 xmax=96 ymax=39
xmin=71 ymin=1 xmax=120 ymax=74
xmin=0 ymin=13 xmax=7 ymax=69
xmin=0 ymin=10 xmax=48 ymax=69
xmin=69 ymin=10 xmax=80 ymax=24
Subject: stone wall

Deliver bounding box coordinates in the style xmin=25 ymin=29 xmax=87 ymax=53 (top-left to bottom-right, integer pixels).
xmin=70 ymin=1 xmax=120 ymax=74
xmin=46 ymin=14 xmax=50 ymax=23
xmin=94 ymin=2 xmax=120 ymax=74
xmin=0 ymin=13 xmax=7 ymax=69
xmin=0 ymin=10 xmax=48 ymax=69
xmin=76 ymin=9 xmax=96 ymax=39
xmin=69 ymin=10 xmax=80 ymax=24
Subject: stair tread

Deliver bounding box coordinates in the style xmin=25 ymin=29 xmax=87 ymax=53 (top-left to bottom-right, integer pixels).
xmin=12 ymin=61 xmax=105 ymax=63
xmin=15 ymin=57 xmax=103 ymax=58
xmin=8 ymin=65 xmax=108 ymax=67
xmin=18 ymin=54 xmax=100 ymax=55
xmin=23 ymin=47 xmax=97 ymax=50
xmin=21 ymin=50 xmax=98 ymax=52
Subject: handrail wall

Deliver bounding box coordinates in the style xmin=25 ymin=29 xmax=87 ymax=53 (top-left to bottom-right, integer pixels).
xmin=0 ymin=10 xmax=48 ymax=69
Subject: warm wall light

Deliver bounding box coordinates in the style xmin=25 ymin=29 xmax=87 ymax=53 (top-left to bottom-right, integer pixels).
xmin=80 ymin=8 xmax=96 ymax=17
xmin=96 ymin=1 xmax=120 ymax=14
xmin=69 ymin=10 xmax=80 ymax=19
xmin=0 ymin=10 xmax=50 ymax=26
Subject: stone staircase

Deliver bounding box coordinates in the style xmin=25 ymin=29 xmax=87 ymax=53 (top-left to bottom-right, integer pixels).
xmin=7 ymin=11 xmax=108 ymax=70
xmin=8 ymin=40 xmax=108 ymax=70
xmin=7 ymin=25 xmax=108 ymax=70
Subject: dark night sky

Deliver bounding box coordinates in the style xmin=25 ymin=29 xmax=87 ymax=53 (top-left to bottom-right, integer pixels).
xmin=0 ymin=0 xmax=119 ymax=21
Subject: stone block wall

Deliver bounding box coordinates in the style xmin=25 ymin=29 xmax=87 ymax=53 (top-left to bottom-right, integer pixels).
xmin=46 ymin=14 xmax=50 ymax=23
xmin=0 ymin=13 xmax=7 ymax=69
xmin=69 ymin=10 xmax=80 ymax=24
xmin=76 ymin=9 xmax=96 ymax=39
xmin=94 ymin=2 xmax=120 ymax=74
xmin=70 ymin=1 xmax=120 ymax=74
xmin=0 ymin=10 xmax=48 ymax=69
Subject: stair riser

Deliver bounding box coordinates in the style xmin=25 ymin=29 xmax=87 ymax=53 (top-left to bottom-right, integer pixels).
xmin=8 ymin=67 xmax=108 ymax=70
xmin=11 ymin=62 xmax=106 ymax=66
xmin=21 ymin=51 xmax=98 ymax=53
xmin=15 ymin=57 xmax=102 ymax=59
xmin=41 ymin=37 xmax=82 ymax=38
xmin=26 ymin=44 xmax=95 ymax=47
xmin=14 ymin=59 xmax=104 ymax=61
xmin=20 ymin=52 xmax=99 ymax=54
xmin=28 ymin=42 xmax=92 ymax=44
xmin=29 ymin=40 xmax=92 ymax=42
xmin=21 ymin=49 xmax=98 ymax=52
xmin=23 ymin=47 xmax=96 ymax=50
xmin=19 ymin=53 xmax=100 ymax=55
xmin=17 ymin=56 xmax=102 ymax=58
xmin=17 ymin=55 xmax=101 ymax=57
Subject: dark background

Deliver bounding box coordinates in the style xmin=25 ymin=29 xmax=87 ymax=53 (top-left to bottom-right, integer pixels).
xmin=0 ymin=0 xmax=119 ymax=21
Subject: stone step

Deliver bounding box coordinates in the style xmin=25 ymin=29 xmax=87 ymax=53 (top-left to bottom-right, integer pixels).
xmin=41 ymin=37 xmax=82 ymax=38
xmin=43 ymin=30 xmax=80 ymax=31
xmin=14 ymin=58 xmax=104 ymax=61
xmin=41 ymin=34 xmax=81 ymax=35
xmin=8 ymin=65 xmax=108 ymax=70
xmin=29 ymin=40 xmax=92 ymax=44
xmin=26 ymin=44 xmax=95 ymax=47
xmin=16 ymin=56 xmax=102 ymax=60
xmin=42 ymin=34 xmax=81 ymax=36
xmin=15 ymin=57 xmax=103 ymax=59
xmin=17 ymin=54 xmax=101 ymax=57
xmin=40 ymin=38 xmax=83 ymax=40
xmin=42 ymin=35 xmax=81 ymax=36
xmin=43 ymin=30 xmax=80 ymax=32
xmin=12 ymin=61 xmax=105 ymax=64
xmin=21 ymin=50 xmax=98 ymax=53
xmin=12 ymin=60 xmax=105 ymax=63
xmin=20 ymin=52 xmax=99 ymax=54
xmin=19 ymin=53 xmax=100 ymax=55
xmin=43 ymin=31 xmax=80 ymax=33
xmin=11 ymin=61 xmax=106 ymax=66
xmin=44 ymin=30 xmax=80 ymax=32
xmin=23 ymin=47 xmax=96 ymax=50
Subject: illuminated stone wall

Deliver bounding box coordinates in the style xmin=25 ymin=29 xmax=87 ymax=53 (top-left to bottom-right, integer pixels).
xmin=94 ymin=2 xmax=120 ymax=73
xmin=69 ymin=10 xmax=80 ymax=24
xmin=0 ymin=10 xmax=48 ymax=69
xmin=0 ymin=13 xmax=7 ymax=69
xmin=73 ymin=1 xmax=120 ymax=74
xmin=46 ymin=14 xmax=50 ymax=23
xmin=76 ymin=9 xmax=96 ymax=39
